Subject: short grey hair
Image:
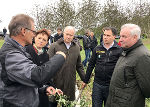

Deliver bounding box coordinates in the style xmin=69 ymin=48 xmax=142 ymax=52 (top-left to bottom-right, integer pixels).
xmin=64 ymin=26 xmax=76 ymax=34
xmin=8 ymin=14 xmax=34 ymax=36
xmin=121 ymin=23 xmax=141 ymax=39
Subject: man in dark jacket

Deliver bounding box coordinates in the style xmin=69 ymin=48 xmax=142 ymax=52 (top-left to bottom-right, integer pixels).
xmin=82 ymin=27 xmax=122 ymax=107
xmin=0 ymin=14 xmax=66 ymax=107
xmin=105 ymin=24 xmax=150 ymax=107
xmin=3 ymin=27 xmax=7 ymax=37
xmin=53 ymin=27 xmax=63 ymax=42
xmin=82 ymin=30 xmax=91 ymax=67
xmin=89 ymin=31 xmax=98 ymax=52
xmin=48 ymin=26 xmax=85 ymax=106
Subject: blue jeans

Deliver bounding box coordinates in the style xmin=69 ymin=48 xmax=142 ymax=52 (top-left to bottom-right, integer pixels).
xmin=82 ymin=49 xmax=91 ymax=66
xmin=92 ymin=82 xmax=109 ymax=107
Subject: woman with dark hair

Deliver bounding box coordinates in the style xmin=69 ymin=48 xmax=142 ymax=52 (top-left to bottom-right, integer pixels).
xmin=26 ymin=29 xmax=63 ymax=107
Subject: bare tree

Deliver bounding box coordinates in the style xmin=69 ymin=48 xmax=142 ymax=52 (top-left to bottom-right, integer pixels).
xmin=32 ymin=0 xmax=76 ymax=31
xmin=76 ymin=0 xmax=101 ymax=31
xmin=52 ymin=0 xmax=76 ymax=30
xmin=32 ymin=4 xmax=55 ymax=30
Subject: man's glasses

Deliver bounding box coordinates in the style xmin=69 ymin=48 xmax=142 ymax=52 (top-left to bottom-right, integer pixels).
xmin=25 ymin=28 xmax=37 ymax=35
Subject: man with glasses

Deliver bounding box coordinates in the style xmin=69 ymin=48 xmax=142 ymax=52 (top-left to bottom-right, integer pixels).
xmin=48 ymin=26 xmax=85 ymax=107
xmin=82 ymin=27 xmax=122 ymax=107
xmin=0 ymin=14 xmax=66 ymax=107
xmin=25 ymin=27 xmax=37 ymax=35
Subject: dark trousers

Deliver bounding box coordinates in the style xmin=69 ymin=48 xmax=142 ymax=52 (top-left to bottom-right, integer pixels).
xmin=48 ymin=102 xmax=57 ymax=107
xmin=92 ymin=82 xmax=109 ymax=107
xmin=39 ymin=92 xmax=58 ymax=107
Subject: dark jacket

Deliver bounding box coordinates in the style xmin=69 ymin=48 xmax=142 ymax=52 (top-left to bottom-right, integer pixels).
xmin=26 ymin=45 xmax=49 ymax=66
xmin=0 ymin=36 xmax=65 ymax=107
xmin=3 ymin=28 xmax=7 ymax=34
xmin=89 ymin=36 xmax=98 ymax=51
xmin=73 ymin=37 xmax=82 ymax=51
xmin=106 ymin=40 xmax=150 ymax=107
xmin=48 ymin=38 xmax=85 ymax=101
xmin=82 ymin=35 xmax=91 ymax=50
xmin=84 ymin=41 xmax=122 ymax=86
xmin=54 ymin=33 xmax=63 ymax=42
xmin=100 ymin=34 xmax=103 ymax=44
xmin=26 ymin=45 xmax=52 ymax=107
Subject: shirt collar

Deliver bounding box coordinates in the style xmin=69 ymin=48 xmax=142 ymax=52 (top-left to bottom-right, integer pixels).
xmin=65 ymin=42 xmax=71 ymax=49
xmin=11 ymin=38 xmax=26 ymax=50
xmin=103 ymin=41 xmax=114 ymax=50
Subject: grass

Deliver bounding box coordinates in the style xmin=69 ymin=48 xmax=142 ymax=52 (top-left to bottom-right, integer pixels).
xmin=0 ymin=39 xmax=4 ymax=48
xmin=0 ymin=38 xmax=150 ymax=106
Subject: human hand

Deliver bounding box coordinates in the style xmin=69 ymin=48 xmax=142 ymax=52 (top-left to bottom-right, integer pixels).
xmin=56 ymin=88 xmax=63 ymax=96
xmin=56 ymin=51 xmax=66 ymax=59
xmin=46 ymin=86 xmax=56 ymax=96
xmin=47 ymin=45 xmax=50 ymax=49
xmin=81 ymin=82 xmax=87 ymax=89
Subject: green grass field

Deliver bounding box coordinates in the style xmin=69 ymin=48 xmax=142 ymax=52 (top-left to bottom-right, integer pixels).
xmin=0 ymin=39 xmax=4 ymax=48
xmin=0 ymin=38 xmax=150 ymax=106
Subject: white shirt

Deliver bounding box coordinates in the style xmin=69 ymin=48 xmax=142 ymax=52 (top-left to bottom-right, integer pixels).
xmin=65 ymin=42 xmax=71 ymax=49
xmin=103 ymin=41 xmax=114 ymax=50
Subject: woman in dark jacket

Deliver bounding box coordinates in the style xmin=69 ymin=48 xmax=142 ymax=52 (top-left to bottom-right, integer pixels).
xmin=26 ymin=29 xmax=62 ymax=107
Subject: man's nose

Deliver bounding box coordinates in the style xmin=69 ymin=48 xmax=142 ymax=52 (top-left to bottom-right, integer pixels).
xmin=119 ymin=37 xmax=122 ymax=42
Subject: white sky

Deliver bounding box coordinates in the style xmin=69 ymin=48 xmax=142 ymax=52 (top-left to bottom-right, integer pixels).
xmin=0 ymin=0 xmax=61 ymax=32
xmin=0 ymin=0 xmax=145 ymax=32
xmin=0 ymin=0 xmax=85 ymax=32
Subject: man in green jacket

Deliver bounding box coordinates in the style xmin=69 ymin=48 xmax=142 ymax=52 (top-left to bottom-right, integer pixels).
xmin=48 ymin=26 xmax=85 ymax=107
xmin=106 ymin=23 xmax=150 ymax=107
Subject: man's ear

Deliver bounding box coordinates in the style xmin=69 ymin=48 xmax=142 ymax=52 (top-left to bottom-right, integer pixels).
xmin=134 ymin=35 xmax=138 ymax=39
xmin=20 ymin=28 xmax=26 ymax=36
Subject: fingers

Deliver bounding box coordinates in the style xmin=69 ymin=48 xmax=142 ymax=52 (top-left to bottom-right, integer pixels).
xmin=56 ymin=51 xmax=66 ymax=59
xmin=56 ymin=89 xmax=63 ymax=95
xmin=46 ymin=87 xmax=63 ymax=97
xmin=81 ymin=82 xmax=87 ymax=89
xmin=46 ymin=86 xmax=56 ymax=95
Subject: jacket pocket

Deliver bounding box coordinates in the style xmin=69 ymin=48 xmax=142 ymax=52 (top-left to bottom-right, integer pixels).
xmin=112 ymin=88 xmax=132 ymax=107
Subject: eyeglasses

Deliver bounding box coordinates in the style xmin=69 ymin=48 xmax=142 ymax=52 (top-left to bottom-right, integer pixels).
xmin=25 ymin=28 xmax=37 ymax=35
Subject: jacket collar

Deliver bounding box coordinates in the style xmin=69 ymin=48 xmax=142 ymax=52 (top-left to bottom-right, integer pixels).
xmin=57 ymin=37 xmax=76 ymax=45
xmin=122 ymin=39 xmax=143 ymax=56
xmin=100 ymin=40 xmax=120 ymax=49
xmin=5 ymin=35 xmax=26 ymax=52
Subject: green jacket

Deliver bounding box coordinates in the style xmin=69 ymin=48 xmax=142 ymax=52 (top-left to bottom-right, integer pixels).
xmin=106 ymin=40 xmax=150 ymax=107
xmin=48 ymin=38 xmax=85 ymax=101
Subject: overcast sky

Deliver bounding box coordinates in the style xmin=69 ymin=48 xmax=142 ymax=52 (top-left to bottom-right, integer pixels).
xmin=0 ymin=0 xmax=62 ymax=31
xmin=0 ymin=0 xmax=145 ymax=32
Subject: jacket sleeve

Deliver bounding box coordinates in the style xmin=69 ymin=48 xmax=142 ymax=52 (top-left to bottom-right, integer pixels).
xmin=95 ymin=38 xmax=98 ymax=46
xmin=82 ymin=36 xmax=87 ymax=49
xmin=84 ymin=48 xmax=97 ymax=83
xmin=76 ymin=53 xmax=85 ymax=81
xmin=47 ymin=43 xmax=56 ymax=58
xmin=135 ymin=53 xmax=150 ymax=98
xmin=5 ymin=51 xmax=65 ymax=87
xmin=31 ymin=54 xmax=65 ymax=86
